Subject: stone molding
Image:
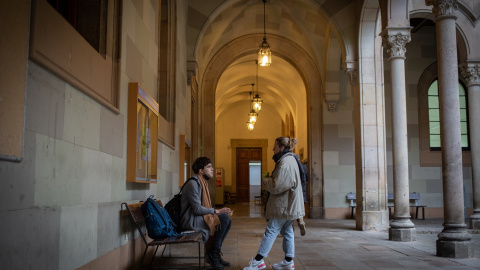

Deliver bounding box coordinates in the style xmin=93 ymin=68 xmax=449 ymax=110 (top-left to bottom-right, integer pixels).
xmin=382 ymin=33 xmax=411 ymax=58
xmin=459 ymin=63 xmax=480 ymax=86
xmin=426 ymin=0 xmax=458 ymax=18
xmin=324 ymin=93 xmax=340 ymax=112
xmin=187 ymin=61 xmax=198 ymax=86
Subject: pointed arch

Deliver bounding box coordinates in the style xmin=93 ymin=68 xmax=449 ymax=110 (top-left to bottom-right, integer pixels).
xmin=199 ymin=33 xmax=325 ymax=217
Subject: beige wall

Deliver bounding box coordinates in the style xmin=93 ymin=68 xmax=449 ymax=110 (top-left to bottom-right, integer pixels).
xmin=322 ymin=70 xmax=356 ymax=214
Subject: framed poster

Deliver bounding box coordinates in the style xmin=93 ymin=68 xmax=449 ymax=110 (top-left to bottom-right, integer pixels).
xmin=127 ymin=83 xmax=158 ymax=183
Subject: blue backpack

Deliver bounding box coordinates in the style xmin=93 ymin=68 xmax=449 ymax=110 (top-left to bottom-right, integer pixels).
xmin=141 ymin=195 xmax=177 ymax=239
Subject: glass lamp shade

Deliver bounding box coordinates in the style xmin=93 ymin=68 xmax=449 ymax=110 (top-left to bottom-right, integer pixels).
xmin=247 ymin=120 xmax=255 ymax=131
xmin=258 ymin=39 xmax=272 ymax=66
xmin=248 ymin=110 xmax=258 ymax=123
xmin=252 ymin=94 xmax=263 ymax=113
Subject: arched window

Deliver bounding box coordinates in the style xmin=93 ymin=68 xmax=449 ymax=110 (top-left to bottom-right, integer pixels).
xmin=427 ymin=79 xmax=469 ymax=150
xmin=418 ymin=63 xmax=471 ymax=167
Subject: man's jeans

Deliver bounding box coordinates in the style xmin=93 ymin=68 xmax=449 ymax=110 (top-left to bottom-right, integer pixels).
xmin=258 ymin=219 xmax=294 ymax=258
xmin=212 ymin=213 xmax=232 ymax=250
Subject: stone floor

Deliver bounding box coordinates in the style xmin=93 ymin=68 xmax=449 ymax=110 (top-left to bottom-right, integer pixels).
xmin=148 ymin=202 xmax=480 ymax=269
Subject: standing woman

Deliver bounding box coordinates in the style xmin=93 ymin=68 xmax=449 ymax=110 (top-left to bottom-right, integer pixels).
xmin=244 ymin=137 xmax=305 ymax=270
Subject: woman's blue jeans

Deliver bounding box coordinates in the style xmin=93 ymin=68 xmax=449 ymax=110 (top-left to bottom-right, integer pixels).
xmin=257 ymin=219 xmax=294 ymax=258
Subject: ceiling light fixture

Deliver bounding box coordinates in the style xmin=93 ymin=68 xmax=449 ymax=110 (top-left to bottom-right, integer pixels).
xmin=248 ymin=91 xmax=258 ymax=124
xmin=258 ymin=0 xmax=271 ymax=66
xmin=252 ymin=66 xmax=263 ymax=113
xmin=246 ymin=120 xmax=255 ymax=131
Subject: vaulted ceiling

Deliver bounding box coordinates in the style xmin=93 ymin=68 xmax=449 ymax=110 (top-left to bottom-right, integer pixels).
xmin=187 ymin=0 xmax=357 ymax=125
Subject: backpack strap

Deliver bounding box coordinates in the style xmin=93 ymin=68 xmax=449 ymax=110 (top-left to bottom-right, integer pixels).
xmin=179 ymin=177 xmax=201 ymax=220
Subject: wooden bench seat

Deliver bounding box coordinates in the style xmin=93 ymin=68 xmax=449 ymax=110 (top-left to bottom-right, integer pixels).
xmin=347 ymin=192 xmax=427 ymax=220
xmin=122 ymin=200 xmax=203 ymax=269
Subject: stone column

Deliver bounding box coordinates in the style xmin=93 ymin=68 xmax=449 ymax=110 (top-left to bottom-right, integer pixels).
xmin=460 ymin=62 xmax=480 ymax=229
xmin=426 ymin=0 xmax=473 ymax=258
xmin=347 ymin=60 xmax=389 ymax=232
xmin=381 ymin=30 xmax=416 ymax=241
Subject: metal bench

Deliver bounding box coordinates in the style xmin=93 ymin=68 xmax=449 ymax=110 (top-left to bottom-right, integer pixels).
xmin=346 ymin=192 xmax=356 ymax=219
xmin=388 ymin=192 xmax=426 ymax=220
xmin=122 ymin=200 xmax=203 ymax=269
xmin=347 ymin=192 xmax=426 ymax=220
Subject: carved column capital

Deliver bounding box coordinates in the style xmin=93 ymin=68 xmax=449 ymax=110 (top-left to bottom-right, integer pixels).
xmin=324 ymin=94 xmax=340 ymax=112
xmin=426 ymin=0 xmax=458 ymax=18
xmin=382 ymin=33 xmax=411 ymax=58
xmin=187 ymin=61 xmax=198 ymax=86
xmin=345 ymin=68 xmax=358 ymax=86
xmin=459 ymin=63 xmax=480 ymax=86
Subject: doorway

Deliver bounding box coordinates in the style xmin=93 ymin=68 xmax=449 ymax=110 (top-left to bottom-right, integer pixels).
xmin=236 ymin=148 xmax=262 ymax=202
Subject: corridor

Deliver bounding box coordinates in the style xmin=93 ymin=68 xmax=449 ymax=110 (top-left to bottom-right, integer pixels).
xmin=143 ymin=203 xmax=480 ymax=269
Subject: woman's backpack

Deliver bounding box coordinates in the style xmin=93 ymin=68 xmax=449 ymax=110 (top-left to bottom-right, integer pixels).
xmin=141 ymin=195 xmax=177 ymax=239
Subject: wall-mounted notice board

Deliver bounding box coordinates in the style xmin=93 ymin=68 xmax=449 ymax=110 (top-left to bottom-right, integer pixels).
xmin=127 ymin=83 xmax=158 ymax=183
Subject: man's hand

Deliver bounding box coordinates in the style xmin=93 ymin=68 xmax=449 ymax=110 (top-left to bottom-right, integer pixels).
xmin=215 ymin=207 xmax=231 ymax=214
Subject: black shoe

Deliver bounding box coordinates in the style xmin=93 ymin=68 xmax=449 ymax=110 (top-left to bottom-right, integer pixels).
xmin=206 ymin=249 xmax=224 ymax=270
xmin=218 ymin=250 xmax=231 ymax=267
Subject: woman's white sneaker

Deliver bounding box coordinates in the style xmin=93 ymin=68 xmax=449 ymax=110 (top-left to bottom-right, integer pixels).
xmin=243 ymin=258 xmax=266 ymax=270
xmin=272 ymin=259 xmax=294 ymax=269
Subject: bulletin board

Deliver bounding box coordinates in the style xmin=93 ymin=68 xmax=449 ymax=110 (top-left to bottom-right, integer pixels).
xmin=127 ymin=83 xmax=158 ymax=183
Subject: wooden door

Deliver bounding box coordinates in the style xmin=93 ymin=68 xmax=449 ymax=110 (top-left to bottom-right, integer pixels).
xmin=236 ymin=148 xmax=262 ymax=202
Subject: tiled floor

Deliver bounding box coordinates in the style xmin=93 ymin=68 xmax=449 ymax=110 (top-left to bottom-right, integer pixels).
xmin=149 ymin=203 xmax=480 ymax=269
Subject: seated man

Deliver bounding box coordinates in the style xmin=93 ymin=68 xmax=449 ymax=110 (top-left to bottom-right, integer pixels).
xmin=180 ymin=157 xmax=232 ymax=270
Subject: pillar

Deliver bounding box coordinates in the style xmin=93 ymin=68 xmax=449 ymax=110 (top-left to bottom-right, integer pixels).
xmin=347 ymin=60 xmax=389 ymax=232
xmin=381 ymin=29 xmax=416 ymax=241
xmin=460 ymin=62 xmax=480 ymax=229
xmin=426 ymin=0 xmax=473 ymax=258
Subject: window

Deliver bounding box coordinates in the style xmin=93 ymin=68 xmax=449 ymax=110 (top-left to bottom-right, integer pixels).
xmin=30 ymin=0 xmax=121 ymax=112
xmin=418 ymin=63 xmax=471 ymax=166
xmin=157 ymin=0 xmax=176 ymax=148
xmin=427 ymin=79 xmax=469 ymax=150
xmin=47 ymin=0 xmax=107 ymax=54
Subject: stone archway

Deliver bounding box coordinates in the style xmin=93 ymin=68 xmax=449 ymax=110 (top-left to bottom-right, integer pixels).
xmin=199 ymin=34 xmax=325 ymax=218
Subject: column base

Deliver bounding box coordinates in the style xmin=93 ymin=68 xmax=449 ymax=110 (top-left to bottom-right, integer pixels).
xmin=470 ymin=218 xmax=480 ymax=230
xmin=357 ymin=210 xmax=389 ymax=231
xmin=389 ymin=227 xmax=416 ymax=241
xmin=469 ymin=211 xmax=480 ymax=230
xmin=436 ymin=224 xmax=473 ymax=258
xmin=436 ymin=239 xmax=474 ymax=258
xmin=308 ymin=206 xmax=324 ymax=219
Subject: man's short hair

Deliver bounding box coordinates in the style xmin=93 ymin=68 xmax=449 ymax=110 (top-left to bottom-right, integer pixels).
xmin=192 ymin=157 xmax=211 ymax=174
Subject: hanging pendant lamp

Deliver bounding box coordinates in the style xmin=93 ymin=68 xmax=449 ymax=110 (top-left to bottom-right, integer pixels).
xmin=246 ymin=120 xmax=255 ymax=131
xmin=252 ymin=68 xmax=263 ymax=113
xmin=248 ymin=92 xmax=258 ymax=123
xmin=247 ymin=91 xmax=257 ymax=130
xmin=258 ymin=0 xmax=271 ymax=66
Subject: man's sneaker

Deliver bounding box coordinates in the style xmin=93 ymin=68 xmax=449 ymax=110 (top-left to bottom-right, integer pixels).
xmin=272 ymin=259 xmax=295 ymax=269
xmin=243 ymin=258 xmax=266 ymax=270
xmin=298 ymin=219 xmax=306 ymax=236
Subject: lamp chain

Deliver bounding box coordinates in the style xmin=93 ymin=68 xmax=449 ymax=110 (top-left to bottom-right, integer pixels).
xmin=263 ymin=0 xmax=266 ymax=38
